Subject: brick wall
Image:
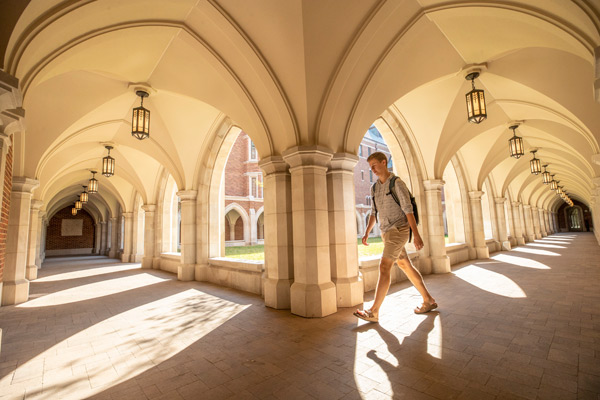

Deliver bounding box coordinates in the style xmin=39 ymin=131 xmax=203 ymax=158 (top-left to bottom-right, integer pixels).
xmin=46 ymin=207 xmax=95 ymax=250
xmin=0 ymin=138 xmax=13 ymax=282
xmin=353 ymin=141 xmax=392 ymax=208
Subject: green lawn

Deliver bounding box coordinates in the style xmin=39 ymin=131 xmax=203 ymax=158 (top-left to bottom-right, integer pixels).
xmin=225 ymin=237 xmax=385 ymax=261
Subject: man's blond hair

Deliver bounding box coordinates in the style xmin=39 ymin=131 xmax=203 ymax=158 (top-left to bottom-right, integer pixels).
xmin=367 ymin=151 xmax=387 ymax=164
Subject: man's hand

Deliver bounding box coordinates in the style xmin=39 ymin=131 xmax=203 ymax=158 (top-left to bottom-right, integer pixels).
xmin=362 ymin=235 xmax=369 ymax=246
xmin=413 ymin=232 xmax=424 ymax=250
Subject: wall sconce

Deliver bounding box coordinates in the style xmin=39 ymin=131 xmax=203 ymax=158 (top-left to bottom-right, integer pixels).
xmin=542 ymin=165 xmax=550 ymax=184
xmin=80 ymin=186 xmax=88 ymax=203
xmin=529 ymin=150 xmax=541 ymax=175
xmin=508 ymin=125 xmax=524 ymax=159
xmin=132 ymin=90 xmax=150 ymax=140
xmin=465 ymin=72 xmax=487 ymax=124
xmin=88 ymin=170 xmax=98 ymax=193
xmin=102 ymin=146 xmax=115 ymax=177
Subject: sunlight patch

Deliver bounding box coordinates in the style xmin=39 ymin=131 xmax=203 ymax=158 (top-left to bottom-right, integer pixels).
xmin=513 ymin=247 xmax=559 ymax=256
xmin=492 ymin=254 xmax=551 ymax=269
xmin=526 ymin=243 xmax=565 ymax=249
xmin=427 ymin=314 xmax=442 ymax=359
xmin=453 ymin=265 xmax=526 ymax=298
xmin=35 ymin=264 xmax=140 ymax=282
xmin=4 ymin=289 xmax=249 ymax=398
xmin=18 ymin=273 xmax=169 ymax=307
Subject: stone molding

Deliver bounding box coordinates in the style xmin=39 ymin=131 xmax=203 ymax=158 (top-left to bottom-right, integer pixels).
xmin=329 ymin=153 xmax=358 ymax=171
xmin=142 ymin=204 xmax=156 ymax=213
xmin=12 ymin=177 xmax=39 ymax=193
xmin=468 ymin=191 xmax=484 ymax=200
xmin=494 ymin=197 xmax=506 ymax=204
xmin=176 ymin=190 xmax=197 ymax=201
xmin=282 ymin=145 xmax=333 ymax=170
xmin=423 ymin=179 xmax=444 ymax=191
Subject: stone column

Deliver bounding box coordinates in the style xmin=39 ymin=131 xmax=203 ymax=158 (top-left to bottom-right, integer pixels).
xmin=142 ymin=205 xmax=156 ymax=269
xmin=283 ymin=146 xmax=336 ymax=317
xmin=108 ymin=217 xmax=118 ymax=258
xmin=120 ymin=212 xmax=133 ymax=262
xmin=539 ymin=209 xmax=548 ymax=237
xmin=423 ymin=180 xmax=451 ymax=273
xmin=494 ymin=198 xmax=511 ymax=251
xmin=327 ymin=153 xmax=363 ymax=307
xmin=258 ymin=157 xmax=294 ymax=310
xmin=468 ymin=191 xmax=489 ymax=259
xmin=34 ymin=210 xmax=45 ymax=268
xmin=177 ymin=191 xmax=197 ymax=281
xmin=25 ymin=200 xmax=43 ymax=280
xmin=131 ymin=209 xmax=142 ymax=262
xmin=523 ymin=205 xmax=536 ymax=242
xmin=40 ymin=218 xmax=48 ymax=263
xmin=511 ymin=202 xmax=526 ymax=245
xmin=2 ymin=177 xmax=39 ymax=305
xmin=100 ymin=221 xmax=107 ymax=254
xmin=532 ymin=207 xmax=542 ymax=239
xmin=545 ymin=211 xmax=552 ymax=234
xmin=553 ymin=212 xmax=559 ymax=233
xmin=116 ymin=215 xmax=123 ymax=258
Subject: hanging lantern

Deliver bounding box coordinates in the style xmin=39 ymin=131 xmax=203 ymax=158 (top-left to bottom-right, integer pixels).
xmin=132 ymin=90 xmax=150 ymax=140
xmin=529 ymin=150 xmax=541 ymax=175
xmin=508 ymin=125 xmax=524 ymax=159
xmin=465 ymin=72 xmax=487 ymax=124
xmin=549 ymin=175 xmax=557 ymax=190
xmin=75 ymin=197 xmax=82 ymax=210
xmin=556 ymin=185 xmax=563 ymax=195
xmin=102 ymin=145 xmax=115 ymax=177
xmin=542 ymin=165 xmax=551 ymax=184
xmin=72 ymin=207 xmax=78 ymax=216
xmin=80 ymin=186 xmax=88 ymax=203
xmin=88 ymin=170 xmax=98 ymax=194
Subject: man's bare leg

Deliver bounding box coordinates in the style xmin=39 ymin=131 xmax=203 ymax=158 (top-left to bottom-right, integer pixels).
xmin=368 ymin=257 xmax=394 ymax=317
xmin=397 ymin=257 xmax=435 ymax=305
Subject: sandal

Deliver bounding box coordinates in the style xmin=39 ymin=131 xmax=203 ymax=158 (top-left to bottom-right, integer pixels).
xmin=414 ymin=302 xmax=438 ymax=314
xmin=353 ymin=309 xmax=379 ymax=323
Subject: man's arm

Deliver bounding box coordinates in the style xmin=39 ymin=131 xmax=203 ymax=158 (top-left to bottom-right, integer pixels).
xmin=406 ymin=213 xmax=423 ymax=250
xmin=362 ymin=215 xmax=377 ymax=245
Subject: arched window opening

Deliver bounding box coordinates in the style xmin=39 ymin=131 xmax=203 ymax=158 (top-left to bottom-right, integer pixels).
xmin=481 ymin=181 xmax=494 ymax=239
xmin=442 ymin=162 xmax=465 ymax=244
xmin=222 ymin=131 xmax=264 ymax=258
xmin=161 ymin=174 xmax=180 ymax=253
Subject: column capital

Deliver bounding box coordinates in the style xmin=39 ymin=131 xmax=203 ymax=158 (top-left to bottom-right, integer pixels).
xmin=258 ymin=156 xmax=287 ymax=175
xmin=423 ymin=179 xmax=445 ymax=191
xmin=592 ymin=154 xmax=600 ymax=166
xmin=177 ymin=190 xmax=197 ymax=201
xmin=512 ymin=201 xmax=521 ymax=207
xmin=468 ymin=190 xmax=484 ymax=200
xmin=122 ymin=212 xmax=133 ymax=218
xmin=494 ymin=197 xmax=507 ymax=204
xmin=12 ymin=177 xmax=39 ymax=193
xmin=282 ymin=145 xmax=333 ymax=169
xmin=592 ymin=176 xmax=600 ymax=187
xmin=142 ymin=204 xmax=156 ymax=213
xmin=531 ymin=206 xmax=538 ymax=211
xmin=329 ymin=153 xmax=358 ymax=171
xmin=523 ymin=204 xmax=531 ymax=209
xmin=109 ymin=217 xmax=117 ymax=222
xmin=100 ymin=221 xmax=107 ymax=225
xmin=30 ymin=200 xmax=44 ymax=210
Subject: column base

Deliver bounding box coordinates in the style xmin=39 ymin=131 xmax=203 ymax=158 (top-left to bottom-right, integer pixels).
xmin=431 ymin=256 xmax=451 ymax=274
xmin=541 ymin=231 xmax=547 ymax=237
xmin=517 ymin=237 xmax=526 ymax=245
xmin=195 ymin=263 xmax=208 ymax=281
xmin=291 ymin=281 xmax=337 ymax=317
xmin=332 ymin=276 xmax=364 ymax=307
xmin=120 ymin=254 xmax=132 ymax=263
xmin=141 ymin=257 xmax=154 ymax=269
xmin=26 ymin=264 xmax=38 ymax=280
xmin=1 ymin=279 xmax=30 ymax=306
xmin=177 ymin=264 xmax=195 ymax=281
xmin=526 ymin=234 xmax=535 ymax=242
xmin=108 ymin=250 xmax=117 ymax=259
xmin=264 ymin=278 xmax=293 ymax=309
xmin=475 ymin=246 xmax=490 ymax=259
xmin=535 ymin=233 xmax=542 ymax=240
xmin=500 ymin=241 xmax=512 ymax=251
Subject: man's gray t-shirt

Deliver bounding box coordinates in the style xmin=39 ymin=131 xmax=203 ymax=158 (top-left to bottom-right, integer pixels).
xmin=371 ymin=174 xmax=414 ymax=233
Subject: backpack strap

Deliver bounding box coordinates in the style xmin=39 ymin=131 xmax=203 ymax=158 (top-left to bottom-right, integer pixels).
xmin=370 ymin=182 xmax=378 ymax=222
xmin=388 ymin=175 xmax=417 ymax=242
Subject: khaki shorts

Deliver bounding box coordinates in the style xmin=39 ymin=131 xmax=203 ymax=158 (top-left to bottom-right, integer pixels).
xmin=381 ymin=224 xmax=410 ymax=261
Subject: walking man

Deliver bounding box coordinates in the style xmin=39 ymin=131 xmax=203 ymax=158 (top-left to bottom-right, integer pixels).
xmin=354 ymin=152 xmax=437 ymax=323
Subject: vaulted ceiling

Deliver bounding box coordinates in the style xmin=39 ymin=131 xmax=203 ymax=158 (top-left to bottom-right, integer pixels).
xmin=1 ymin=0 xmax=599 ymax=219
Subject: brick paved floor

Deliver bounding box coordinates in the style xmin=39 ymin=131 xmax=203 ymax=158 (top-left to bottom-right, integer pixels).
xmin=0 ymin=232 xmax=599 ymax=399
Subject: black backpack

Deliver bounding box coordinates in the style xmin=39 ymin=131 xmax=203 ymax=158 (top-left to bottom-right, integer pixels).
xmin=371 ymin=176 xmax=419 ymax=242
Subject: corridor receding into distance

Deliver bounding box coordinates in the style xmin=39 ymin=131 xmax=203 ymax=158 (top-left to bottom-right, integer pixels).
xmin=0 ymin=232 xmax=598 ymax=400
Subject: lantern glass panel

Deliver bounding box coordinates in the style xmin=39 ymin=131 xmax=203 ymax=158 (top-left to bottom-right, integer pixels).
xmin=465 ymin=89 xmax=487 ymax=124
xmin=75 ymin=200 xmax=82 ymax=210
xmin=132 ymin=106 xmax=150 ymax=140
xmin=542 ymin=171 xmax=551 ymax=184
xmin=72 ymin=208 xmax=77 ymax=216
xmin=80 ymin=191 xmax=88 ymax=203
xmin=509 ymin=135 xmax=524 ymax=159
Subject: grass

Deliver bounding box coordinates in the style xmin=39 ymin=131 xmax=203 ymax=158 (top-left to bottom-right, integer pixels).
xmin=224 ymin=235 xmax=450 ymax=261
xmin=224 ymin=237 xmax=385 ymax=261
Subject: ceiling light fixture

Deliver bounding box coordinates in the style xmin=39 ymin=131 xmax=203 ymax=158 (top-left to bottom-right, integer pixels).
xmin=508 ymin=125 xmax=524 ymax=159
xmin=465 ymin=72 xmax=487 ymax=124
xmin=102 ymin=146 xmax=115 ymax=177
xmin=529 ymin=150 xmax=541 ymax=175
xmin=132 ymin=90 xmax=150 ymax=140
xmin=88 ymin=170 xmax=98 ymax=193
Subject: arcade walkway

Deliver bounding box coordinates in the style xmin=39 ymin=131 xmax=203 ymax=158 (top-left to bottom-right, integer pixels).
xmin=0 ymin=233 xmax=599 ymax=400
